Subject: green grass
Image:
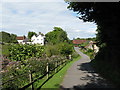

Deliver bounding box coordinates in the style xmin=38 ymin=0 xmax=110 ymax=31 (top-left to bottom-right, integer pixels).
xmin=41 ymin=55 xmax=81 ymax=89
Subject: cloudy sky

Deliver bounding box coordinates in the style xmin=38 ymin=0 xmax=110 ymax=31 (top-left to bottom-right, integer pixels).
xmin=1 ymin=0 xmax=97 ymax=40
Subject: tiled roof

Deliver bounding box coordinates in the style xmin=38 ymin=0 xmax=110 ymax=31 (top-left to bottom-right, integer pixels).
xmin=16 ymin=36 xmax=26 ymax=40
xmin=72 ymin=40 xmax=87 ymax=44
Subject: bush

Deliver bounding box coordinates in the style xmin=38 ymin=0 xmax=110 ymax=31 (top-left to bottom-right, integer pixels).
xmin=57 ymin=43 xmax=73 ymax=56
xmin=8 ymin=44 xmax=45 ymax=61
xmin=72 ymin=51 xmax=79 ymax=59
xmin=45 ymin=45 xmax=59 ymax=57
xmin=2 ymin=55 xmax=66 ymax=89
xmin=45 ymin=43 xmax=74 ymax=57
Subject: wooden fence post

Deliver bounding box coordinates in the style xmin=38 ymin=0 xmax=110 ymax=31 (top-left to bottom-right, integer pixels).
xmin=46 ymin=63 xmax=49 ymax=79
xmin=29 ymin=70 xmax=34 ymax=90
xmin=55 ymin=60 xmax=57 ymax=73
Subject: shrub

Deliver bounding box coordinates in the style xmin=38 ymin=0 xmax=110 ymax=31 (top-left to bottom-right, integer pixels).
xmin=8 ymin=44 xmax=45 ymax=61
xmin=45 ymin=45 xmax=59 ymax=57
xmin=57 ymin=43 xmax=73 ymax=56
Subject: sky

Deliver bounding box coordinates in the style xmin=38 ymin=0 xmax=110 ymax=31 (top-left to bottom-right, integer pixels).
xmin=0 ymin=0 xmax=97 ymax=40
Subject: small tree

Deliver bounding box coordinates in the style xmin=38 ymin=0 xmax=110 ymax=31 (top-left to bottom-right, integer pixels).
xmin=27 ymin=31 xmax=37 ymax=39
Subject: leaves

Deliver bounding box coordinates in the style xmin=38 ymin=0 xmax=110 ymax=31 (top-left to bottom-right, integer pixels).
xmin=8 ymin=44 xmax=45 ymax=61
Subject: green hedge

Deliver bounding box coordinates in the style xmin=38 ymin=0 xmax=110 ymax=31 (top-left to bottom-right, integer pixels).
xmin=8 ymin=44 xmax=45 ymax=61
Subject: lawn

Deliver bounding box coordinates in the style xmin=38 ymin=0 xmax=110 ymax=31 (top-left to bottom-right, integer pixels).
xmin=41 ymin=55 xmax=81 ymax=89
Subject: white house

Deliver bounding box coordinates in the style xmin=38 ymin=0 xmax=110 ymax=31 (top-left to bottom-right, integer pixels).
xmin=16 ymin=36 xmax=26 ymax=44
xmin=31 ymin=32 xmax=45 ymax=45
xmin=85 ymin=41 xmax=99 ymax=53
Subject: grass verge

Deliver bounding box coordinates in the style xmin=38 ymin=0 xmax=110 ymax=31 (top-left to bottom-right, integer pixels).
xmin=41 ymin=55 xmax=81 ymax=89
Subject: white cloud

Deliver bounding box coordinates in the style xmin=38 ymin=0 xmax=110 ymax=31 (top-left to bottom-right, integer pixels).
xmin=1 ymin=2 xmax=97 ymax=39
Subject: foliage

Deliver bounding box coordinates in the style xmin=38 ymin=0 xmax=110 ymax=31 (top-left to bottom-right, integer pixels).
xmin=1 ymin=44 xmax=10 ymax=57
xmin=45 ymin=45 xmax=59 ymax=57
xmin=0 ymin=31 xmax=18 ymax=43
xmin=27 ymin=31 xmax=37 ymax=39
xmin=45 ymin=43 xmax=73 ymax=57
xmin=57 ymin=42 xmax=73 ymax=56
xmin=80 ymin=48 xmax=94 ymax=59
xmin=67 ymin=2 xmax=120 ymax=86
xmin=2 ymin=56 xmax=67 ymax=89
xmin=75 ymin=37 xmax=96 ymax=41
xmin=67 ymin=2 xmax=120 ymax=63
xmin=8 ymin=44 xmax=45 ymax=61
xmin=45 ymin=27 xmax=70 ymax=45
xmin=45 ymin=27 xmax=73 ymax=57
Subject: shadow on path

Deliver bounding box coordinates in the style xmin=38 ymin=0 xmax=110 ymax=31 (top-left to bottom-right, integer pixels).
xmin=60 ymin=62 xmax=117 ymax=89
xmin=60 ymin=47 xmax=117 ymax=90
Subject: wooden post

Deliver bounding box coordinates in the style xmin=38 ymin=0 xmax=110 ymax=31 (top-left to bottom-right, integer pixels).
xmin=55 ymin=60 xmax=57 ymax=73
xmin=29 ymin=70 xmax=34 ymax=90
xmin=46 ymin=63 xmax=49 ymax=79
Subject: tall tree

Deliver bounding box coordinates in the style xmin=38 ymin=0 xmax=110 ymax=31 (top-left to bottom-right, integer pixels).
xmin=67 ymin=2 xmax=120 ymax=63
xmin=10 ymin=34 xmax=18 ymax=43
xmin=45 ymin=27 xmax=69 ymax=45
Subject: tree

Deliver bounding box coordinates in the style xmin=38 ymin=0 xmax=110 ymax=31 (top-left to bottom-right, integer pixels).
xmin=67 ymin=2 xmax=120 ymax=62
xmin=27 ymin=31 xmax=37 ymax=39
xmin=0 ymin=31 xmax=11 ymax=43
xmin=10 ymin=34 xmax=18 ymax=43
xmin=0 ymin=31 xmax=17 ymax=43
xmin=45 ymin=27 xmax=69 ymax=45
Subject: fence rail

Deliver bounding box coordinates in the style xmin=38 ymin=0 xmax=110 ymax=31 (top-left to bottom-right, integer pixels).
xmin=1 ymin=57 xmax=69 ymax=89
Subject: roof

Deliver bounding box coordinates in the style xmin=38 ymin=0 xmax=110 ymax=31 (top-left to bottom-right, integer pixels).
xmin=16 ymin=36 xmax=26 ymax=40
xmin=23 ymin=38 xmax=30 ymax=42
xmin=72 ymin=40 xmax=87 ymax=44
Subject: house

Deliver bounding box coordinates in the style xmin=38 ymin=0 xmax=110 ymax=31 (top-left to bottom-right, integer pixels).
xmin=72 ymin=40 xmax=87 ymax=47
xmin=31 ymin=32 xmax=45 ymax=45
xmin=23 ymin=38 xmax=31 ymax=44
xmin=16 ymin=36 xmax=26 ymax=44
xmin=85 ymin=41 xmax=99 ymax=53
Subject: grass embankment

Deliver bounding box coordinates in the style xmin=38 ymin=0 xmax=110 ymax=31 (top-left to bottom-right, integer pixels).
xmin=41 ymin=55 xmax=81 ymax=89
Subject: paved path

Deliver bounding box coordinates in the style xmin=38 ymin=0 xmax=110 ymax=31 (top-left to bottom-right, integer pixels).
xmin=60 ymin=47 xmax=114 ymax=89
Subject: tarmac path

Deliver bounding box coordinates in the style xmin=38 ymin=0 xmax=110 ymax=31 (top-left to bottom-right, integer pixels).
xmin=60 ymin=47 xmax=115 ymax=89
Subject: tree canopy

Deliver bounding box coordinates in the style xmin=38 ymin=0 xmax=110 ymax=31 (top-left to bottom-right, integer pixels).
xmin=0 ymin=31 xmax=18 ymax=43
xmin=67 ymin=2 xmax=120 ymax=68
xmin=27 ymin=31 xmax=37 ymax=39
xmin=45 ymin=27 xmax=70 ymax=45
xmin=67 ymin=2 xmax=120 ymax=46
xmin=67 ymin=2 xmax=120 ymax=86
